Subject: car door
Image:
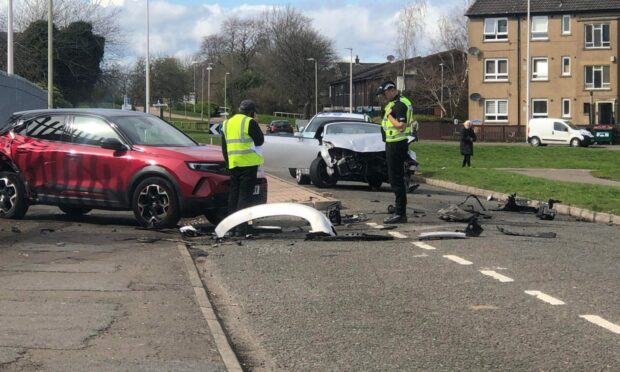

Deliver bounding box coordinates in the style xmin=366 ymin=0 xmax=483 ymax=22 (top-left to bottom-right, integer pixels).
xmin=552 ymin=121 xmax=571 ymax=144
xmin=64 ymin=115 xmax=132 ymax=206
xmin=262 ymin=135 xmax=320 ymax=170
xmin=11 ymin=114 xmax=74 ymax=199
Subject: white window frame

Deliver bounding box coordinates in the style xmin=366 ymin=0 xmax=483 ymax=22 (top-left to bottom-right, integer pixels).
xmin=532 ymin=58 xmax=549 ymax=80
xmin=484 ymin=59 xmax=509 ymax=81
xmin=484 ymin=18 xmax=508 ymax=41
xmin=562 ymin=15 xmax=571 ymax=35
xmin=531 ymin=16 xmax=549 ymax=40
xmin=585 ymin=23 xmax=610 ymax=48
xmin=561 ymin=56 xmax=571 ymax=76
xmin=484 ymin=99 xmax=509 ymax=122
xmin=585 ymin=65 xmax=611 ymax=89
xmin=532 ymin=99 xmax=549 ymax=119
xmin=562 ymin=98 xmax=571 ymax=118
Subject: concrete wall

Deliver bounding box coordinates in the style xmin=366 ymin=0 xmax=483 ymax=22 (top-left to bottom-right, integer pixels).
xmin=0 ymin=71 xmax=46 ymax=125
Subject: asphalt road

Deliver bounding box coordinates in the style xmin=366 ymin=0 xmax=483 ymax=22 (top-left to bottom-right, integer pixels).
xmin=190 ymin=165 xmax=620 ymax=371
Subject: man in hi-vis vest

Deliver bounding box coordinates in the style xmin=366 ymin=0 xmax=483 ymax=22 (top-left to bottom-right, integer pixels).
xmin=221 ymin=100 xmax=264 ymax=225
xmin=377 ymin=81 xmax=413 ymax=224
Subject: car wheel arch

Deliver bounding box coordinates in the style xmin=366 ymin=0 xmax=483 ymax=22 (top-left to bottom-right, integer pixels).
xmin=127 ymin=166 xmax=182 ymax=207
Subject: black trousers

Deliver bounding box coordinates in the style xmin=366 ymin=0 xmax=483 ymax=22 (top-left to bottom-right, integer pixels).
xmin=462 ymin=154 xmax=471 ymax=167
xmin=228 ymin=165 xmax=258 ymax=215
xmin=386 ymin=140 xmax=408 ymax=215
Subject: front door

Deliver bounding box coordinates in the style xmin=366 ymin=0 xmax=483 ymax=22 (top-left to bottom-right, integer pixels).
xmin=598 ymin=102 xmax=614 ymax=124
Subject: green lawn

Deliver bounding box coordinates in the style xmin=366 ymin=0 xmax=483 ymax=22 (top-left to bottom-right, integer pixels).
xmin=414 ymin=143 xmax=620 ymax=214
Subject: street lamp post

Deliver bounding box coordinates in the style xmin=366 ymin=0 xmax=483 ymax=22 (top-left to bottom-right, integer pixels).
xmin=306 ymin=58 xmax=318 ymax=115
xmin=48 ymin=0 xmax=53 ymax=108
xmin=345 ymin=48 xmax=353 ymax=113
xmin=439 ymin=63 xmax=444 ymax=118
xmin=200 ymin=67 xmax=205 ymax=121
xmin=224 ymin=72 xmax=230 ymax=115
xmin=207 ymin=64 xmax=213 ymax=124
xmin=192 ymin=61 xmax=198 ymax=112
xmin=7 ymin=0 xmax=14 ymax=75
xmin=145 ymin=0 xmax=150 ymax=113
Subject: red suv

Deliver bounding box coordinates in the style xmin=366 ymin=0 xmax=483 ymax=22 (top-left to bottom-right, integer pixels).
xmin=0 ymin=109 xmax=267 ymax=228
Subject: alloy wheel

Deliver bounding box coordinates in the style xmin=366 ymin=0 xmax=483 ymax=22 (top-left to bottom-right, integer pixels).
xmin=0 ymin=177 xmax=17 ymax=216
xmin=137 ymin=184 xmax=170 ymax=226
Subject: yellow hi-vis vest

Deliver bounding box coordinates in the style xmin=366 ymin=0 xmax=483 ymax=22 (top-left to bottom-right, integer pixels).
xmin=222 ymin=114 xmax=264 ymax=169
xmin=381 ymin=96 xmax=413 ymax=142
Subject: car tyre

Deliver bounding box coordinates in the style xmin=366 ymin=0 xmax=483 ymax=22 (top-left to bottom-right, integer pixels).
xmin=58 ymin=204 xmax=92 ymax=216
xmin=529 ymin=137 xmax=541 ymax=147
xmin=0 ymin=172 xmax=29 ymax=220
xmin=570 ymin=138 xmax=581 ymax=147
xmin=132 ymin=177 xmax=180 ymax=228
xmin=310 ymin=157 xmax=337 ymax=188
xmin=288 ymin=168 xmax=297 ymax=178
xmin=295 ymin=168 xmax=311 ymax=185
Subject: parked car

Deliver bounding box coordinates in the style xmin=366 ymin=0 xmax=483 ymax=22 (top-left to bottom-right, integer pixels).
xmin=263 ymin=112 xmax=372 ymax=184
xmin=309 ymin=122 xmax=418 ymax=189
xmin=267 ymin=120 xmax=294 ymax=134
xmin=528 ymin=118 xmax=593 ymax=147
xmin=0 ymin=109 xmax=267 ymax=228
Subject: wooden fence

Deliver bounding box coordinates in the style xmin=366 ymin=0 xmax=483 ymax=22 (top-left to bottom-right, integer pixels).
xmin=419 ymin=122 xmax=526 ymax=142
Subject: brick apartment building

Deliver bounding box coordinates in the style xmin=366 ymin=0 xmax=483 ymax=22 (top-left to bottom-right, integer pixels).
xmin=466 ymin=0 xmax=620 ymax=127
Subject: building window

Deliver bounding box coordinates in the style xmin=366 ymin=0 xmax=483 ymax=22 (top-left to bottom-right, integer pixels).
xmin=484 ymin=99 xmax=508 ymax=122
xmin=484 ymin=59 xmax=508 ymax=81
xmin=562 ymin=98 xmax=571 ymax=118
xmin=484 ymin=18 xmax=508 ymax=41
xmin=532 ymin=58 xmax=549 ymax=80
xmin=562 ymin=57 xmax=571 ymax=76
xmin=562 ymin=15 xmax=571 ymax=34
xmin=585 ymin=65 xmax=610 ymax=89
xmin=531 ymin=16 xmax=548 ymax=40
xmin=532 ymin=99 xmax=548 ymax=118
xmin=585 ymin=24 xmax=610 ymax=48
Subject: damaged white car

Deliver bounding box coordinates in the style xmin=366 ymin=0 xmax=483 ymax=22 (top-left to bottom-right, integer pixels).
xmin=309 ymin=122 xmax=419 ymax=189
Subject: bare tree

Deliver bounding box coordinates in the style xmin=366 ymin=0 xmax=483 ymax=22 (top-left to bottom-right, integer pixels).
xmin=396 ymin=0 xmax=427 ymax=90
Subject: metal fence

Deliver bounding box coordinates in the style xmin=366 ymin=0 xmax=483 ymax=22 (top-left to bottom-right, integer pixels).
xmin=0 ymin=72 xmax=46 ymax=125
xmin=418 ymin=122 xmax=528 ymax=142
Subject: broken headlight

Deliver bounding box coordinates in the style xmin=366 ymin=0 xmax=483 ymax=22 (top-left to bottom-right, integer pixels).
xmin=323 ymin=141 xmax=335 ymax=150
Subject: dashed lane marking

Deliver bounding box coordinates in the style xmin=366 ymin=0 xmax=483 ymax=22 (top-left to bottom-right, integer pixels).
xmin=366 ymin=222 xmax=378 ymax=227
xmin=388 ymin=231 xmax=408 ymax=239
xmin=479 ymin=270 xmax=514 ymax=283
xmin=413 ymin=242 xmax=436 ymax=250
xmin=443 ymin=255 xmax=473 ymax=265
xmin=524 ymin=290 xmax=565 ymax=305
xmin=579 ymin=315 xmax=620 ymax=334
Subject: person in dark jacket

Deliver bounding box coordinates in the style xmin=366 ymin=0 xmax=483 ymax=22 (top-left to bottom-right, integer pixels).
xmin=460 ymin=120 xmax=476 ymax=167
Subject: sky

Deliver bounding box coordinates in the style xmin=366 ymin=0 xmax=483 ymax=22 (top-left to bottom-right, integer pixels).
xmin=5 ymin=0 xmax=465 ymax=65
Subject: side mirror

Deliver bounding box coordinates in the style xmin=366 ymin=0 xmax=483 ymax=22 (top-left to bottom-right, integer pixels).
xmin=101 ymin=138 xmax=127 ymax=151
xmin=294 ymin=132 xmax=303 ymax=139
xmin=297 ymin=126 xmax=305 ymax=132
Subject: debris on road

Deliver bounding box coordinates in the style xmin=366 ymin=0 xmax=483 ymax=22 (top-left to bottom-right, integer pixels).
xmin=11 ymin=226 xmax=20 ymax=233
xmin=496 ymin=193 xmax=560 ymax=221
xmin=418 ymin=231 xmax=467 ymax=240
xmin=306 ymin=232 xmax=394 ymax=241
xmin=438 ymin=204 xmax=478 ymax=222
xmin=180 ymin=225 xmax=202 ymax=237
xmin=40 ymin=228 xmax=55 ymax=234
xmin=496 ymin=226 xmax=557 ymax=238
xmin=463 ymin=217 xmax=484 ymax=237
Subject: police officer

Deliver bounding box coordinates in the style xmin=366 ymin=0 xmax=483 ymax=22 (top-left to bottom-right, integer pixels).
xmin=221 ymin=99 xmax=264 ymax=225
xmin=377 ymin=81 xmax=413 ymax=224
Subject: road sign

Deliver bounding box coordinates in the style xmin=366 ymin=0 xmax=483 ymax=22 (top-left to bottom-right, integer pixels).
xmin=210 ymin=123 xmax=220 ymax=135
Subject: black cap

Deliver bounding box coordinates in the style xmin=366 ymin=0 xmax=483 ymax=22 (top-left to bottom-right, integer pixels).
xmin=239 ymin=99 xmax=257 ymax=114
xmin=376 ymin=81 xmax=397 ymax=95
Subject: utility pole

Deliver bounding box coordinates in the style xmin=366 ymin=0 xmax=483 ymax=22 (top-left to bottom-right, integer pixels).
xmin=47 ymin=0 xmax=53 ymax=108
xmin=207 ymin=64 xmax=212 ymax=124
xmin=7 ymin=0 xmax=14 ymax=75
xmin=145 ymin=0 xmax=150 ymax=113
xmin=439 ymin=63 xmax=444 ymax=118
xmin=345 ymin=48 xmax=353 ymax=113
xmin=525 ymin=0 xmax=531 ymax=142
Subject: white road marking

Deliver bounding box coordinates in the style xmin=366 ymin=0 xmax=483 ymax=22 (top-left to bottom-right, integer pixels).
xmin=413 ymin=254 xmax=429 ymax=258
xmin=524 ymin=290 xmax=565 ymax=305
xmin=579 ymin=315 xmax=620 ymax=334
xmin=479 ymin=270 xmax=514 ymax=283
xmin=366 ymin=222 xmax=378 ymax=227
xmin=413 ymin=242 xmax=436 ymax=250
xmin=374 ymin=225 xmax=385 ymax=229
xmin=443 ymin=255 xmax=473 ymax=265
xmin=388 ymin=231 xmax=408 ymax=239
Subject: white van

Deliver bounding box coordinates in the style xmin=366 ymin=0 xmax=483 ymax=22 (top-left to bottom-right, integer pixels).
xmin=527 ymin=118 xmax=593 ymax=147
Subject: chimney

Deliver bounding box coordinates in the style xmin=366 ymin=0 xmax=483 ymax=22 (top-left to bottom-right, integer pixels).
xmin=355 ymin=55 xmax=360 ymax=64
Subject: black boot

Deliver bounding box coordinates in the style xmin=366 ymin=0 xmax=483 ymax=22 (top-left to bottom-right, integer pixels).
xmin=384 ymin=214 xmax=408 ymax=224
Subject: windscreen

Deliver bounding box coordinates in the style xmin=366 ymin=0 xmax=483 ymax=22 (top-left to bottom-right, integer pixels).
xmin=303 ymin=116 xmax=369 ymax=138
xmin=324 ymin=123 xmax=381 ymax=135
xmin=114 ymin=116 xmax=197 ymax=146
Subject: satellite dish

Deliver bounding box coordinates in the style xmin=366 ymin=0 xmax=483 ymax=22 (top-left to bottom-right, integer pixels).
xmin=469 ymin=93 xmax=482 ymax=101
xmin=467 ymin=47 xmax=481 ymax=56
xmin=387 ymin=55 xmax=396 ymax=63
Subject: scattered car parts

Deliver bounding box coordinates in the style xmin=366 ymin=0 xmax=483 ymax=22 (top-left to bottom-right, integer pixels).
xmin=214 ymin=203 xmax=336 ymax=238
xmin=497 ymin=193 xmax=560 ymax=220
xmin=418 ymin=232 xmax=467 ymax=240
xmin=306 ymin=232 xmax=394 ymax=241
xmin=496 ymin=226 xmax=557 ymax=238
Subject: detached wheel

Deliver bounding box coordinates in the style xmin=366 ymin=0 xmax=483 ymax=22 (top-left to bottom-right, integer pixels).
xmin=59 ymin=204 xmax=92 ymax=216
xmin=309 ymin=157 xmax=337 ymax=188
xmin=529 ymin=137 xmax=541 ymax=147
xmin=295 ymin=168 xmax=311 ymax=185
xmin=132 ymin=177 xmax=180 ymax=228
xmin=570 ymin=138 xmax=581 ymax=147
xmin=0 ymin=172 xmax=29 ymax=219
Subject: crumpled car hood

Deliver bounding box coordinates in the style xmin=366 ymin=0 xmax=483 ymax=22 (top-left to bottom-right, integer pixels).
xmin=323 ymin=133 xmax=384 ymax=152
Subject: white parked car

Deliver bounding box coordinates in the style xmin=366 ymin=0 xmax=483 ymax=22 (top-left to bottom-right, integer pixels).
xmin=262 ymin=112 xmax=371 ymax=184
xmin=528 ymin=118 xmax=593 ymax=147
